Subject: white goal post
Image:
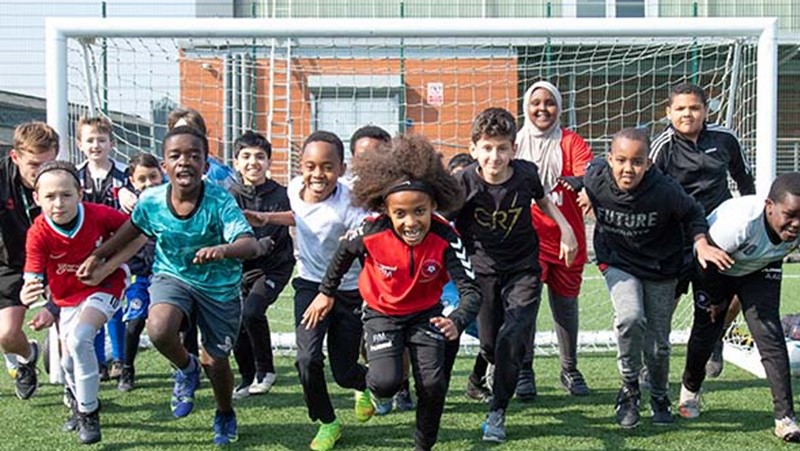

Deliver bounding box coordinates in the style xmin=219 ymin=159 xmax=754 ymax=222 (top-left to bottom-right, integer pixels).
xmin=41 ymin=17 xmax=779 ymax=363
xmin=45 ymin=17 xmax=778 ymax=193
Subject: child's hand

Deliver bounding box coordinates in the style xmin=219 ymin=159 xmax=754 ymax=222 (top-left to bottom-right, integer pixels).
xmin=559 ymin=228 xmax=578 ymax=267
xmin=20 ymin=277 xmax=45 ymax=306
xmin=695 ymin=236 xmax=734 ymax=270
xmin=301 ymin=294 xmax=334 ymax=330
xmin=430 ymin=317 xmax=459 ymax=341
xmin=78 ymin=263 xmax=114 ymax=286
xmin=118 ymin=187 xmax=139 ymax=214
xmin=28 ymin=308 xmax=55 ymax=331
xmin=76 ymin=255 xmax=101 ymax=281
xmin=243 ymin=210 xmax=269 ymax=227
xmin=576 ymin=188 xmax=593 ymax=217
xmin=193 ymin=246 xmax=226 ymax=264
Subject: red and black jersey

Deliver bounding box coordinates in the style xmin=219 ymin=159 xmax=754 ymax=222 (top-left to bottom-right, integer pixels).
xmin=319 ymin=213 xmax=481 ymax=333
xmin=24 ymin=202 xmax=128 ymax=307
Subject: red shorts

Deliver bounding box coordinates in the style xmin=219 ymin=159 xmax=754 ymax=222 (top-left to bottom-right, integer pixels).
xmin=540 ymin=259 xmax=584 ymax=298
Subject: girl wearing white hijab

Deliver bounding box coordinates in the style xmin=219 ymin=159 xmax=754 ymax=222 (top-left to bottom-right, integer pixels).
xmin=515 ymin=80 xmax=593 ymax=398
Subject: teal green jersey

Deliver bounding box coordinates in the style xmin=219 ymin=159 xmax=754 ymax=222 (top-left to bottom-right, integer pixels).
xmin=131 ymin=181 xmax=253 ymax=302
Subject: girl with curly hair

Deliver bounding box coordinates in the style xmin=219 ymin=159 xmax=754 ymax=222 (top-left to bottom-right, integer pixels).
xmin=308 ymin=134 xmax=482 ymax=451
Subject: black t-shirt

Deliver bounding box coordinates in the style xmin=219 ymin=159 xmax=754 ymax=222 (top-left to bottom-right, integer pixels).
xmin=453 ymin=159 xmax=545 ymax=274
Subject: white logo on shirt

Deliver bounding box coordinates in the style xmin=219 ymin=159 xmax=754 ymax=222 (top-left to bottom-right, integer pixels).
xmin=704 ymin=147 xmax=718 ymax=154
xmin=375 ymin=262 xmax=397 ymax=279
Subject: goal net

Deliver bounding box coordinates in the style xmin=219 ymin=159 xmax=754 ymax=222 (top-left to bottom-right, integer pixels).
xmin=46 ymin=17 xmax=777 ymax=356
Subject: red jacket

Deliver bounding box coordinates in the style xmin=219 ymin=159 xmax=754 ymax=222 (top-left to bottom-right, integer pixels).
xmin=319 ymin=213 xmax=481 ymax=332
xmin=530 ymin=128 xmax=593 ymax=266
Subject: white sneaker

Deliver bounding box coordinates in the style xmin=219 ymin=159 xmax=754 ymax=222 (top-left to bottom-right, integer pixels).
xmin=232 ymin=383 xmax=251 ymax=400
xmin=248 ymin=372 xmax=276 ymax=395
xmin=775 ymin=417 xmax=800 ymax=442
xmin=678 ymin=384 xmax=701 ymax=419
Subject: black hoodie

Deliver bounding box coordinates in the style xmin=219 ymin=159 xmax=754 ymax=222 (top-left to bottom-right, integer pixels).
xmin=229 ymin=179 xmax=295 ymax=273
xmin=583 ymin=157 xmax=708 ymax=280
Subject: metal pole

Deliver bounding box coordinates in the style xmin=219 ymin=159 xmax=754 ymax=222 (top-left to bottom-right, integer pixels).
xmin=223 ymin=53 xmax=232 ymax=163
xmin=46 ymin=22 xmax=70 ymax=160
xmin=755 ymin=19 xmax=778 ymax=196
xmin=398 ymin=0 xmax=406 ymax=133
xmin=101 ymin=1 xmax=108 ymax=115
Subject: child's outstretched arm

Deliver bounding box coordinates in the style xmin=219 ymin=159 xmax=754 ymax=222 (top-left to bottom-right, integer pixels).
xmin=303 ymin=223 xmax=366 ymax=330
xmin=674 ymin=190 xmax=735 ymax=271
xmin=78 ymin=234 xmax=148 ymax=286
xmin=535 ymin=196 xmax=578 ymax=267
xmin=436 ymin=232 xmax=481 ymax=341
xmin=193 ymin=234 xmax=258 ymax=264
xmin=243 ymin=210 xmax=295 ymax=227
xmin=76 ymin=220 xmax=143 ymax=281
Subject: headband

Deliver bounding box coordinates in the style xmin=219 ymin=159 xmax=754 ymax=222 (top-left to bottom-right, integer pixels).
xmin=34 ymin=164 xmax=81 ymax=189
xmin=383 ymin=179 xmax=435 ymax=199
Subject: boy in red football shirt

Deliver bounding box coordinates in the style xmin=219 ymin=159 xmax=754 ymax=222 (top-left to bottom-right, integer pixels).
xmin=21 ymin=161 xmax=144 ymax=445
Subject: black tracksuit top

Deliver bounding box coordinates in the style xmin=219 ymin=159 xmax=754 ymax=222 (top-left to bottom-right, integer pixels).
xmin=584 ymin=157 xmax=709 ymax=281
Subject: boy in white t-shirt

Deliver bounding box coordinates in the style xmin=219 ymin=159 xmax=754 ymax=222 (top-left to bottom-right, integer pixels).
xmin=679 ymin=172 xmax=800 ymax=443
xmin=248 ymin=131 xmax=371 ymax=451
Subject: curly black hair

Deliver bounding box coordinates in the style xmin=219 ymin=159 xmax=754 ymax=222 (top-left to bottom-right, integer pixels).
xmin=351 ymin=134 xmax=464 ymax=214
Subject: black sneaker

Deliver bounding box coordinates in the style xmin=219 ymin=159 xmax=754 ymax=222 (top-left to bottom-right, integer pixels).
xmin=650 ymin=395 xmax=675 ymax=425
xmin=77 ymin=408 xmax=102 ymax=444
xmin=98 ymin=363 xmax=110 ymax=382
xmin=515 ymin=367 xmax=537 ymax=402
xmin=706 ymin=339 xmax=724 ymax=378
xmin=465 ymin=378 xmax=492 ymax=404
xmin=15 ymin=340 xmax=39 ymax=400
xmin=614 ymin=383 xmax=641 ymax=429
xmin=118 ymin=365 xmax=135 ymax=392
xmin=62 ymin=388 xmax=79 ymax=432
xmin=561 ymin=369 xmax=591 ymax=396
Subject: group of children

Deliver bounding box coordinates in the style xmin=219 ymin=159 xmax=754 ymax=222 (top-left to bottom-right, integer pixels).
xmin=1 ymin=80 xmax=800 ymax=450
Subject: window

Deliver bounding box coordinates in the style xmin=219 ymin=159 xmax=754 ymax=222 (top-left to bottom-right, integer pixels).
xmin=564 ymin=0 xmax=658 ymax=18
xmin=309 ymin=75 xmax=402 ymax=165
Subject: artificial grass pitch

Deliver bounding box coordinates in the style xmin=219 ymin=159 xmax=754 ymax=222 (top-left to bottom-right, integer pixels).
xmin=0 ymin=347 xmax=794 ymax=450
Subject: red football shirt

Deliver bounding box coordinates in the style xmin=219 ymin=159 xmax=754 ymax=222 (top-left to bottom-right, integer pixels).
xmin=530 ymin=128 xmax=593 ymax=266
xmin=24 ymin=202 xmax=128 ymax=307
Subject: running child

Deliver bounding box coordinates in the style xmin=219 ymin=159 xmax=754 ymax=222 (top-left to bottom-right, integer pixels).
xmin=649 ymin=82 xmax=755 ymax=379
xmin=679 ymin=172 xmax=800 ymax=443
xmin=117 ymin=152 xmax=163 ymax=392
xmin=75 ymin=116 xmax=129 ymax=381
xmin=284 ymin=131 xmax=371 ymax=451
xmin=314 ymin=134 xmax=482 ymax=451
xmin=22 ymin=161 xmax=143 ymax=444
xmin=78 ymin=126 xmax=260 ymax=445
xmin=229 ymin=131 xmax=294 ymax=399
xmin=452 ymin=107 xmax=578 ymax=442
xmin=581 ymin=127 xmax=730 ymax=428
xmin=0 ymin=122 xmax=59 ymax=400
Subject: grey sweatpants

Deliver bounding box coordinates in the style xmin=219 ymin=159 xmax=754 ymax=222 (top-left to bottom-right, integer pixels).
xmin=604 ymin=266 xmax=676 ymax=398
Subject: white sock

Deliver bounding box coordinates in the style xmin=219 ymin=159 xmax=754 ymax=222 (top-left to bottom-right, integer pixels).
xmin=16 ymin=342 xmax=34 ymax=364
xmin=69 ymin=323 xmax=100 ymax=413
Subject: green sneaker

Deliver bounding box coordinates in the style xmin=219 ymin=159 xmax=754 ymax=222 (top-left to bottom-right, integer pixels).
xmin=354 ymin=389 xmax=375 ymax=423
xmin=310 ymin=418 xmax=342 ymax=451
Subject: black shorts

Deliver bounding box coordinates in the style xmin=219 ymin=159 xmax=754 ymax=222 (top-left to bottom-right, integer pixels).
xmin=0 ymin=267 xmax=23 ymax=310
xmin=674 ymin=246 xmax=695 ymax=298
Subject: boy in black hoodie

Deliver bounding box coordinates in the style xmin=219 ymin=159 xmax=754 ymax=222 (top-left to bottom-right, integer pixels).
xmin=582 ymin=128 xmax=731 ymax=428
xmin=229 ymin=131 xmax=295 ymax=398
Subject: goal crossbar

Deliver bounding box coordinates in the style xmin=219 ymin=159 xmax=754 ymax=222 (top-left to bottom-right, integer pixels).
xmin=45 ymin=16 xmax=778 ymax=192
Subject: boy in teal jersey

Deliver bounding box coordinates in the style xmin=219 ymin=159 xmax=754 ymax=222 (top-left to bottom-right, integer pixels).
xmin=78 ymin=126 xmax=260 ymax=445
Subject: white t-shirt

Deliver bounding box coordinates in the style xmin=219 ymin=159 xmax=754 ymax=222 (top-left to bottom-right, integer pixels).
xmin=708 ymin=195 xmax=800 ymax=277
xmin=288 ymin=176 xmax=365 ymax=290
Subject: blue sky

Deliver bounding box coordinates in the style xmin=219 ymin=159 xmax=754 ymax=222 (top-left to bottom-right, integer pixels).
xmin=0 ymin=1 xmax=197 ymax=116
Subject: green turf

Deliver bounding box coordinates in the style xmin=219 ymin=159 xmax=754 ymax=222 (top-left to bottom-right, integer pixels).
xmin=2 ymin=264 xmax=799 ymax=449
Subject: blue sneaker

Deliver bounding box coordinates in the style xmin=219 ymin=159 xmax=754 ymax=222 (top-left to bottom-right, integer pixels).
xmin=213 ymin=410 xmax=239 ymax=445
xmin=374 ymin=397 xmax=393 ymax=416
xmin=171 ymin=355 xmax=200 ymax=418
